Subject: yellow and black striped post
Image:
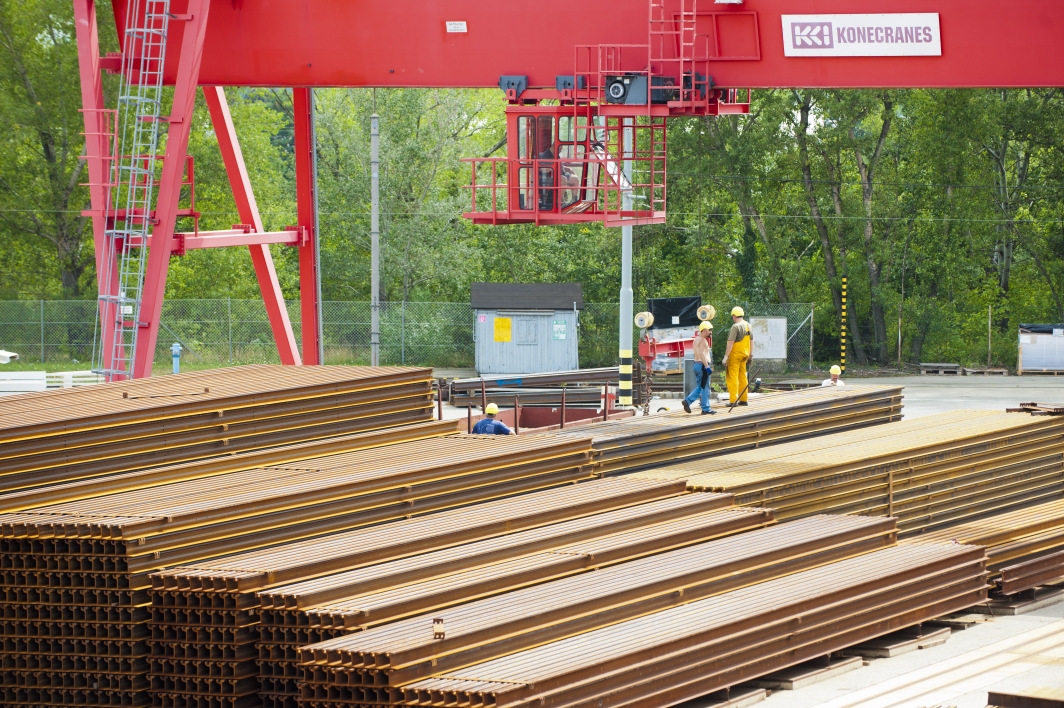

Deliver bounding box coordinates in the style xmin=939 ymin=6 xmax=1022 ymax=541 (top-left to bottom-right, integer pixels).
xmin=618 ymin=349 xmax=633 ymax=406
xmin=840 ymin=277 xmax=847 ymax=373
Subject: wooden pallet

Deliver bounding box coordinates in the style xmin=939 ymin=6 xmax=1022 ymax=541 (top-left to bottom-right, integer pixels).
xmin=1018 ymin=369 xmax=1064 ymax=376
xmin=964 ymin=368 xmax=1009 ymax=376
xmin=920 ymin=363 xmax=963 ymax=375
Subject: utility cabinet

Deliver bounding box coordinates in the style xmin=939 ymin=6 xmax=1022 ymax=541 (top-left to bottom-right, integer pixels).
xmin=472 ymin=283 xmax=582 ymax=375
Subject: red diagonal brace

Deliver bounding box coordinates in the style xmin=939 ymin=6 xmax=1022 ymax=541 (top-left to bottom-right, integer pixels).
xmin=203 ymin=85 xmax=301 ymax=366
xmin=132 ymin=0 xmax=211 ymax=379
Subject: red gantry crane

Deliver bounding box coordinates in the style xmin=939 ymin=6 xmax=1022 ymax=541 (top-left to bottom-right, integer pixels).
xmin=75 ymin=0 xmax=1064 ymax=399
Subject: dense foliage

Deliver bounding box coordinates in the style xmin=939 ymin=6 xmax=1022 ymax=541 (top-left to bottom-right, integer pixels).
xmin=1 ymin=0 xmax=1061 ymax=366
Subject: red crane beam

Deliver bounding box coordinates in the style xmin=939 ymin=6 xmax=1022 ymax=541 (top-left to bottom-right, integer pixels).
xmin=112 ymin=0 xmax=1064 ymax=89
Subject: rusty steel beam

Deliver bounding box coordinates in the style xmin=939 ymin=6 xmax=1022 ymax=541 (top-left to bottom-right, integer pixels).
xmin=545 ymin=385 xmax=904 ymax=476
xmin=0 ymin=365 xmax=436 ymax=493
xmin=382 ymin=544 xmax=986 ymax=708
xmin=915 ymin=497 xmax=1064 ymax=596
xmin=297 ymin=515 xmax=897 ymax=686
xmin=0 ymin=432 xmax=603 ymax=708
xmin=635 ymin=410 xmax=1064 ymax=537
xmin=256 ymin=494 xmax=754 ymax=704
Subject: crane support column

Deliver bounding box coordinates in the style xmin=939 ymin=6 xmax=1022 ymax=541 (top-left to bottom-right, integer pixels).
xmin=370 ymin=114 xmax=381 ymax=366
xmin=72 ymin=0 xmax=120 ymax=374
xmin=131 ymin=0 xmax=211 ymax=379
xmin=293 ymin=87 xmax=323 ymax=365
xmin=618 ymin=118 xmax=634 ymax=407
xmin=203 ymin=87 xmax=301 ymax=366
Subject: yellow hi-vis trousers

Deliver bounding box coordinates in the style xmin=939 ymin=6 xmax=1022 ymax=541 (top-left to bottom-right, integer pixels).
xmin=726 ymin=338 xmax=752 ymax=404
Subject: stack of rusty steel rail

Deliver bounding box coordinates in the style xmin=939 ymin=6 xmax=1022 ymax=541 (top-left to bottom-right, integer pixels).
xmin=255 ymin=493 xmax=767 ymax=707
xmin=0 ymin=434 xmax=596 ymax=708
xmin=295 ymin=515 xmax=950 ymax=707
xmin=911 ymin=497 xmax=1064 ymax=596
xmin=634 ymin=410 xmax=1064 ymax=536
xmin=0 ymin=364 xmax=435 ymax=493
xmin=0 ymin=419 xmax=461 ymax=514
xmin=448 ymin=368 xmax=621 ymax=409
xmin=541 ymin=384 xmax=903 ymax=475
xmin=144 ymin=478 xmax=680 ymax=708
xmin=372 ymin=543 xmax=986 ymax=708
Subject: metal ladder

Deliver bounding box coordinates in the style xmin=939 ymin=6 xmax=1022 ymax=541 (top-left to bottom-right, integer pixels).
xmin=648 ymin=0 xmax=701 ymax=107
xmin=93 ymin=0 xmax=171 ymax=379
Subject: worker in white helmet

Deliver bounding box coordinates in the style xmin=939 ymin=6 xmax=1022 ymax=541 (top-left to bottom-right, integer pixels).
xmin=682 ymin=321 xmax=716 ymax=415
xmin=471 ymin=402 xmax=516 ymax=435
xmin=822 ymin=365 xmax=845 ymax=387
xmin=722 ymin=306 xmax=753 ymax=406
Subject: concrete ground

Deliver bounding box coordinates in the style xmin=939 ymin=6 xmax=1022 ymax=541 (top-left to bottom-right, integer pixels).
xmin=630 ymin=373 xmax=1064 ymax=418
xmin=845 ymin=374 xmax=1064 ymax=419
xmin=759 ymin=599 xmax=1064 ymax=708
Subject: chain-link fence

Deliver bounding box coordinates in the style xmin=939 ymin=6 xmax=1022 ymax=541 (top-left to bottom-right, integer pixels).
xmin=750 ymin=303 xmax=815 ymax=370
xmin=0 ymin=299 xmax=814 ymax=371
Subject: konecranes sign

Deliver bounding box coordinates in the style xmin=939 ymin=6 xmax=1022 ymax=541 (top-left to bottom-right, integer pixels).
xmin=782 ymin=14 xmax=942 ymax=57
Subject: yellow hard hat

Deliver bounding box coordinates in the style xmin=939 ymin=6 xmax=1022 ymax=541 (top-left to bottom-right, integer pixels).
xmin=699 ymin=321 xmax=713 ymax=331
xmin=830 ymin=365 xmax=842 ymax=376
xmin=485 ymin=403 xmax=499 ymax=415
xmin=731 ymin=306 xmax=745 ymax=317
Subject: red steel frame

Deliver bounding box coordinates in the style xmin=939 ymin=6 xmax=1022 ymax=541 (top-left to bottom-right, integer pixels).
xmin=75 ymin=0 xmax=308 ymax=378
xmin=80 ymin=0 xmax=1064 ymax=377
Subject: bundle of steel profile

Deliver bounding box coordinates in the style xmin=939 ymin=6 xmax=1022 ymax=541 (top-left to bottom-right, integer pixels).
xmin=296 ymin=514 xmax=897 ymax=705
xmin=143 ymin=477 xmax=680 ymax=708
xmin=0 ymin=419 xmax=461 ymax=514
xmin=0 ymin=435 xmax=596 ymax=708
xmin=450 ymin=387 xmax=604 ymax=408
xmin=256 ymin=494 xmax=762 ymax=707
xmin=633 ymin=410 xmax=1064 ymax=536
xmin=542 ymin=384 xmax=903 ymax=475
xmin=448 ymin=368 xmax=619 ymax=392
xmin=911 ymin=497 xmax=1064 ymax=595
xmin=0 ymin=365 xmax=436 ymax=494
xmin=379 ymin=543 xmax=986 ymax=708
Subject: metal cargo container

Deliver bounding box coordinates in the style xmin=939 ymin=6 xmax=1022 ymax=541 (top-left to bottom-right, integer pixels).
xmin=472 ymin=283 xmax=582 ymax=375
xmin=1018 ymin=324 xmax=1064 ymax=374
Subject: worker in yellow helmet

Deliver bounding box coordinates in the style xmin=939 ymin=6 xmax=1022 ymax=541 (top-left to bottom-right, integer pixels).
xmin=682 ymin=321 xmax=716 ymax=415
xmin=822 ymin=365 xmax=845 ymax=387
xmin=722 ymin=306 xmax=753 ymax=406
xmin=472 ymin=402 xmax=516 ymax=435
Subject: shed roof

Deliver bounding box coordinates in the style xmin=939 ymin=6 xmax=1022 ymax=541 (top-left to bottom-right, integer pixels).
xmin=471 ymin=283 xmax=583 ymax=311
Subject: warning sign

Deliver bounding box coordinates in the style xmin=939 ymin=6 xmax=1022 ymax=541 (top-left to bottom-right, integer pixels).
xmin=494 ymin=317 xmax=512 ymax=343
xmin=553 ymin=321 xmax=567 ymax=340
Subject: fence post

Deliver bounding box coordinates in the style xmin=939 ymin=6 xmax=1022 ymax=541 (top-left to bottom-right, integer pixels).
xmin=809 ymin=305 xmax=814 ymax=370
xmin=40 ymin=300 xmax=45 ymax=364
xmin=401 ymin=300 xmax=406 ymax=365
xmin=227 ymin=297 xmax=233 ymax=364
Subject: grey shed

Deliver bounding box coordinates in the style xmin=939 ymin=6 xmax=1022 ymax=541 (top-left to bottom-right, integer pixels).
xmin=471 ymin=283 xmax=583 ymax=375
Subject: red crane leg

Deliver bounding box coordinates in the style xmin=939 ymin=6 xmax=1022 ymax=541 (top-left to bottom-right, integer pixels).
xmin=293 ymin=87 xmax=322 ymax=366
xmin=131 ymin=0 xmax=211 ymax=379
xmin=72 ymin=0 xmax=120 ymax=374
xmin=202 ymin=86 xmax=302 ymax=366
